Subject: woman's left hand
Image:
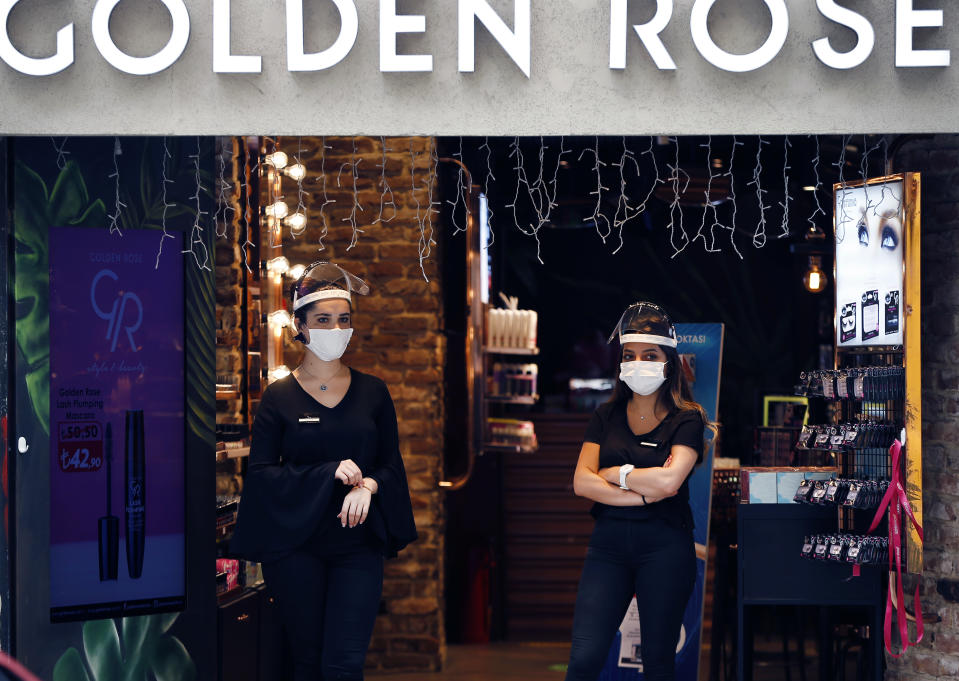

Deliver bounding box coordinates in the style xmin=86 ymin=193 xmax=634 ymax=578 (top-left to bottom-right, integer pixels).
xmin=338 ymin=486 xmax=372 ymax=528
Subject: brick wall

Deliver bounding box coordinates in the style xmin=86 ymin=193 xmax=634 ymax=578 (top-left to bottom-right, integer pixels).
xmin=215 ymin=136 xmax=245 ymax=427
xmin=272 ymin=136 xmax=446 ymax=672
xmin=884 ymin=134 xmax=959 ymax=681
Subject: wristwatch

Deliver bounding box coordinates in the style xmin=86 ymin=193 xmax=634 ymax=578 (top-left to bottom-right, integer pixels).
xmin=619 ymin=464 xmax=635 ymax=490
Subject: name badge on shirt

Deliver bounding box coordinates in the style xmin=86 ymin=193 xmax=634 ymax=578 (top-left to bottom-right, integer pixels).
xmin=638 ymin=439 xmax=661 ymax=449
xmin=298 ymin=413 xmax=321 ymax=424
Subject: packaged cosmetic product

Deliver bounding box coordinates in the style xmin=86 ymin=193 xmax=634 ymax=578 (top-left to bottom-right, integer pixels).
xmin=490 ymin=363 xmax=503 ymax=396
xmin=840 ymin=303 xmax=857 ymax=343
xmin=862 ymin=290 xmax=880 ymax=341
xmin=125 ymin=410 xmax=146 ymax=580
xmin=885 ymin=290 xmax=900 ymax=335
xmin=217 ymin=558 xmax=240 ymax=591
xmin=777 ymin=471 xmax=806 ymax=503
xmin=98 ymin=422 xmax=119 ymax=581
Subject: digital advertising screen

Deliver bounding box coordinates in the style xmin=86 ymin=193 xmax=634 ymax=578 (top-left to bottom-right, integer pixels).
xmin=834 ymin=178 xmax=906 ymax=348
xmin=48 ymin=227 xmax=186 ymax=621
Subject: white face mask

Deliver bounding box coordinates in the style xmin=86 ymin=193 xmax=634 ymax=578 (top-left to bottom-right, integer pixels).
xmin=304 ymin=328 xmax=353 ymax=362
xmin=619 ymin=361 xmax=667 ymax=396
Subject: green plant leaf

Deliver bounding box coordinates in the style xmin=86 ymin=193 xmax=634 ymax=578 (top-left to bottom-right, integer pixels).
xmin=53 ymin=647 xmax=92 ymax=681
xmin=157 ymin=611 xmax=180 ymax=635
xmin=149 ymin=636 xmax=196 ymax=681
xmin=49 ymin=161 xmax=92 ymax=225
xmin=120 ymin=616 xmax=159 ymax=662
xmin=83 ymin=619 xmax=122 ymax=681
xmin=13 ymin=161 xmax=51 ymax=231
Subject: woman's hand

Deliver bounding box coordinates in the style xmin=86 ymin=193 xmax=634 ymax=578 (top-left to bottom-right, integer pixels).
xmin=597 ymin=467 xmax=618 ymax=485
xmin=338 ymin=486 xmax=372 ymax=528
xmin=334 ymin=459 xmax=363 ymax=486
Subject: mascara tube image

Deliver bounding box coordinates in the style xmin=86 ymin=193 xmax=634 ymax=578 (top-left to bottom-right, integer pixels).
xmin=98 ymin=422 xmax=119 ymax=581
xmin=125 ymin=410 xmax=146 ymax=579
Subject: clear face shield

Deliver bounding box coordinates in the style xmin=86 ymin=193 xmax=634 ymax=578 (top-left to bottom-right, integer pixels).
xmin=291 ymin=262 xmax=371 ymax=312
xmin=607 ymin=301 xmax=678 ymax=348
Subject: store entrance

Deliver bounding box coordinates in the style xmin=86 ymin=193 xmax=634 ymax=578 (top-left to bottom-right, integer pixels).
xmin=437 ymin=135 xmax=901 ymax=681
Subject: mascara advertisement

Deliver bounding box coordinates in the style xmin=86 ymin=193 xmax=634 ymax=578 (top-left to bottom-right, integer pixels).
xmin=834 ymin=179 xmax=905 ymax=348
xmin=49 ymin=227 xmax=185 ymax=622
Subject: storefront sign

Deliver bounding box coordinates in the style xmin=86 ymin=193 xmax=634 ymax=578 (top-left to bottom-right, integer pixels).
xmin=0 ymin=0 xmax=950 ymax=76
xmin=48 ymin=227 xmax=186 ymax=622
xmin=0 ymin=1 xmax=956 ymax=134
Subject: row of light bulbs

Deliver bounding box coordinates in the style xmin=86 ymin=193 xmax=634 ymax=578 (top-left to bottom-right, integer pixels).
xmin=263 ymin=147 xmax=308 ymax=384
xmin=263 ymin=150 xmax=309 ymax=234
xmin=264 ymin=257 xmax=304 ymax=340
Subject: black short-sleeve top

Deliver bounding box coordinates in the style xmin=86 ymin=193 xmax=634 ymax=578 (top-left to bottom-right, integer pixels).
xmin=583 ymin=400 xmax=705 ymax=527
xmin=230 ymin=369 xmax=418 ymax=562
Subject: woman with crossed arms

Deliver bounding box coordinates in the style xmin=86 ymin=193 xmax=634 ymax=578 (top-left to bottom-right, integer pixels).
xmin=565 ymin=302 xmax=713 ymax=681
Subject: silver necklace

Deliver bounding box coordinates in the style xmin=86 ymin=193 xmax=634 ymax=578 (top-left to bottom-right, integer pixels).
xmin=302 ymin=364 xmax=344 ymax=392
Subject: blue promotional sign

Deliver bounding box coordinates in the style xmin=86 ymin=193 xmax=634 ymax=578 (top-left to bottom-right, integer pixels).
xmin=600 ymin=323 xmax=725 ymax=681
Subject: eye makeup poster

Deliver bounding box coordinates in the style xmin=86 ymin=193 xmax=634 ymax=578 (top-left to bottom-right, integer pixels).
xmin=48 ymin=227 xmax=185 ymax=622
xmin=834 ymin=179 xmax=905 ymax=348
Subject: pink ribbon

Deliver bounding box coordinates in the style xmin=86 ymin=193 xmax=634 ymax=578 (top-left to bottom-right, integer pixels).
xmin=853 ymin=439 xmax=924 ymax=657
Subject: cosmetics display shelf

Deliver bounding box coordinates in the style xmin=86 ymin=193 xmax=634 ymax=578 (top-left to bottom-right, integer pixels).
xmin=486 ymin=395 xmax=539 ymax=405
xmin=481 ymin=442 xmax=538 ymax=455
xmin=484 ymin=346 xmax=539 ymax=356
xmin=216 ymin=446 xmax=250 ymax=463
xmin=793 ymin=358 xmax=903 ymax=548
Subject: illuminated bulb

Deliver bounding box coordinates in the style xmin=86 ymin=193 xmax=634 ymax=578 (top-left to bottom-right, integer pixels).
xmin=267 ymin=310 xmax=292 ymax=328
xmin=267 ymin=256 xmax=290 ymax=274
xmin=288 ymin=264 xmax=306 ymax=280
xmin=284 ymin=212 xmax=307 ymax=232
xmin=265 ymin=151 xmax=288 ymax=169
xmin=265 ymin=201 xmax=290 ymax=219
xmin=284 ymin=163 xmax=307 ymax=181
xmin=803 ymin=255 xmax=827 ymax=294
xmin=269 ymin=365 xmax=291 ymax=382
xmin=802 ymin=185 xmax=817 ymax=192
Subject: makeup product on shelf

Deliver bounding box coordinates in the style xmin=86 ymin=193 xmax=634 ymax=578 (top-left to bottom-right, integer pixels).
xmin=861 ymin=290 xmax=880 ymax=341
xmin=125 ymin=410 xmax=146 ymax=580
xmin=885 ymin=290 xmax=900 ymax=335
xmin=98 ymin=423 xmax=119 ymax=581
xmin=840 ymin=303 xmax=857 ymax=343
xmin=486 ymin=306 xmax=539 ymax=352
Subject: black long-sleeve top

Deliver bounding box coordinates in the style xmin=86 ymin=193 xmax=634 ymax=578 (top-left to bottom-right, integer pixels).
xmin=584 ymin=402 xmax=705 ymax=529
xmin=230 ymin=369 xmax=418 ymax=562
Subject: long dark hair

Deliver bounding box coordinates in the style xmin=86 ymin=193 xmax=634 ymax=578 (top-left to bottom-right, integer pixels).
xmin=610 ymin=345 xmax=718 ymax=438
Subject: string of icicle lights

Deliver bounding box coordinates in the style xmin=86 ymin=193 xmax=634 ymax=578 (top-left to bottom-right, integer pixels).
xmin=76 ymin=135 xmax=891 ymax=276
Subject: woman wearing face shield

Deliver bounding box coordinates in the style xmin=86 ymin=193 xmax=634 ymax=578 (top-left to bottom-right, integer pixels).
xmin=231 ymin=262 xmax=417 ymax=681
xmin=565 ymin=302 xmax=712 ymax=681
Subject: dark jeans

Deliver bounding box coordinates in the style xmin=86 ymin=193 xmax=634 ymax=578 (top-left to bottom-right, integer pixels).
xmin=565 ymin=515 xmax=696 ymax=681
xmin=263 ymin=549 xmax=384 ymax=681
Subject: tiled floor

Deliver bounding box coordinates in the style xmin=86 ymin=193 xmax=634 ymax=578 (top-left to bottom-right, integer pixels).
xmin=367 ymin=640 xmax=836 ymax=681
xmin=368 ymin=643 xmax=571 ymax=681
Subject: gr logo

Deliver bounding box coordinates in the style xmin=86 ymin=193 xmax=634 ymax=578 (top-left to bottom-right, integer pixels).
xmin=90 ymin=269 xmax=143 ymax=352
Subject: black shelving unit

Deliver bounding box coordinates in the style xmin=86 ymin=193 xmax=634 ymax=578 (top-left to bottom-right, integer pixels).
xmin=737 ymin=504 xmax=883 ymax=681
